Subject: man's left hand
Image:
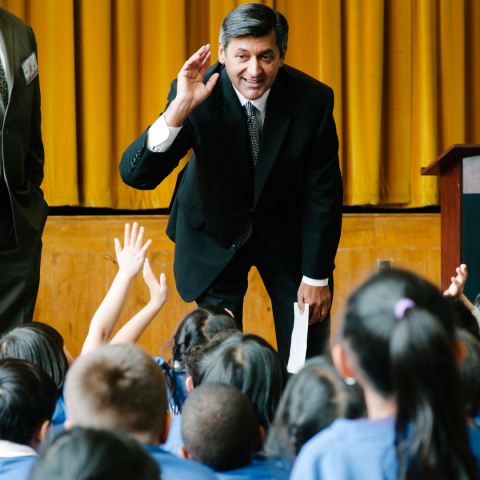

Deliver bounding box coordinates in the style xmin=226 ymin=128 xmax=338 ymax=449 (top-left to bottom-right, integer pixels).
xmin=297 ymin=281 xmax=331 ymax=325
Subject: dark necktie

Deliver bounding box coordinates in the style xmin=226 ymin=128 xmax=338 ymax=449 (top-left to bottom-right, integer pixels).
xmin=239 ymin=102 xmax=260 ymax=247
xmin=0 ymin=57 xmax=8 ymax=110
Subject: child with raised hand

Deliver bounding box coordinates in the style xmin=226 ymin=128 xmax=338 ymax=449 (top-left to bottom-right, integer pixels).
xmin=291 ymin=269 xmax=479 ymax=480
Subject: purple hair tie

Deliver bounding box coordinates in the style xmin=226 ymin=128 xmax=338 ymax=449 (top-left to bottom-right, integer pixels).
xmin=394 ymin=298 xmax=416 ymax=320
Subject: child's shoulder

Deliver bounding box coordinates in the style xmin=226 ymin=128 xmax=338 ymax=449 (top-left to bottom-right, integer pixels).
xmin=152 ymin=356 xmax=167 ymax=367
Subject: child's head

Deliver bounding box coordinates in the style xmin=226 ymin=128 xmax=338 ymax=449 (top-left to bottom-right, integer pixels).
xmin=0 ymin=322 xmax=71 ymax=389
xmin=198 ymin=333 xmax=288 ymax=430
xmin=29 ymin=427 xmax=160 ymax=480
xmin=65 ymin=344 xmax=168 ymax=445
xmin=181 ymin=383 xmax=258 ymax=471
xmin=456 ymin=327 xmax=480 ymax=420
xmin=264 ymin=357 xmax=348 ymax=459
xmin=333 ymin=269 xmax=477 ymax=480
xmin=0 ymin=358 xmax=57 ymax=449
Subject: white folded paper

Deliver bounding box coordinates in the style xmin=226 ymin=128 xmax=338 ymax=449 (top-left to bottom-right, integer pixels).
xmin=287 ymin=303 xmax=309 ymax=374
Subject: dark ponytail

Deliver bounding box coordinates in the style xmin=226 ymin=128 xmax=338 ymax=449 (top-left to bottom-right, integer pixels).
xmin=344 ymin=270 xmax=478 ymax=480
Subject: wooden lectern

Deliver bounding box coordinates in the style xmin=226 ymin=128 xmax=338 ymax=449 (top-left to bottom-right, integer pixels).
xmin=421 ymin=145 xmax=480 ymax=299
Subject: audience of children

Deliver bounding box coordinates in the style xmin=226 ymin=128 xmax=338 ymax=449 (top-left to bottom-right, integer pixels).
xmin=1 ymin=221 xmax=480 ymax=480
xmin=0 ymin=358 xmax=57 ymax=480
xmin=29 ymin=427 xmax=160 ymax=480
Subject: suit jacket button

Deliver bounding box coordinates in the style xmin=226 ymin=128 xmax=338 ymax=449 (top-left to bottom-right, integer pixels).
xmin=231 ymin=244 xmax=237 ymax=251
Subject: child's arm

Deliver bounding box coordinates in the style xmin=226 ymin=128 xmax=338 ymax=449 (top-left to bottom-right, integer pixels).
xmin=110 ymin=258 xmax=169 ymax=345
xmin=81 ymin=222 xmax=152 ymax=356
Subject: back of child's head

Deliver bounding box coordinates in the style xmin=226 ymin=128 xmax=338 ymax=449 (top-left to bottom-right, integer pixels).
xmin=264 ymin=356 xmax=348 ymax=459
xmin=0 ymin=358 xmax=57 ymax=446
xmin=456 ymin=327 xmax=480 ymax=420
xmin=453 ymin=298 xmax=480 ymax=342
xmin=0 ymin=322 xmax=68 ymax=389
xmin=182 ymin=383 xmax=257 ymax=471
xmin=29 ymin=427 xmax=160 ymax=480
xmin=341 ymin=269 xmax=478 ymax=480
xmin=198 ymin=333 xmax=288 ymax=430
xmin=65 ymin=344 xmax=167 ymax=443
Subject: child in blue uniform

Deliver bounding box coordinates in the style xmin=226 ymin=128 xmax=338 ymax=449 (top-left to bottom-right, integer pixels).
xmin=291 ymin=270 xmax=479 ymax=480
xmin=0 ymin=358 xmax=57 ymax=480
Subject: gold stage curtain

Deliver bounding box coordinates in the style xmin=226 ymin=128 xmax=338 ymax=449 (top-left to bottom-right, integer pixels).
xmin=2 ymin=0 xmax=479 ymax=208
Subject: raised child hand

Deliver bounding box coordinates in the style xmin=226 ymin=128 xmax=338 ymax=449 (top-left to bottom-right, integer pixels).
xmin=143 ymin=258 xmax=169 ymax=308
xmin=114 ymin=223 xmax=152 ymax=280
xmin=444 ymin=264 xmax=468 ymax=297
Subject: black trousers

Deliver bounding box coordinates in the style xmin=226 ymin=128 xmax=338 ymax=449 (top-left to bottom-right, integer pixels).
xmin=0 ymin=185 xmax=42 ymax=333
xmin=196 ymin=227 xmax=333 ymax=363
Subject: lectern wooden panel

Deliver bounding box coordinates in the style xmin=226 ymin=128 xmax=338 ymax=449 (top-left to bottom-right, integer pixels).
xmin=422 ymin=145 xmax=480 ymax=297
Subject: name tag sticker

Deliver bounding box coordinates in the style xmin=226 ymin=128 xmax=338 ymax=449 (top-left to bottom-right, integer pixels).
xmin=22 ymin=52 xmax=38 ymax=85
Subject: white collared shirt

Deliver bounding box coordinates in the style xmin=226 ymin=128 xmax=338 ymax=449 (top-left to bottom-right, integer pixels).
xmin=145 ymin=85 xmax=327 ymax=287
xmin=0 ymin=440 xmax=36 ymax=458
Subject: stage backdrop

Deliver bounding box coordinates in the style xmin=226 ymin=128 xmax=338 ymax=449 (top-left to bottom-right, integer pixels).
xmin=2 ymin=0 xmax=479 ymax=208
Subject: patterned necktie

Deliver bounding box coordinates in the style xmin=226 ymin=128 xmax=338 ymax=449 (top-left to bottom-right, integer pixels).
xmin=0 ymin=57 xmax=8 ymax=110
xmin=239 ymin=102 xmax=261 ymax=247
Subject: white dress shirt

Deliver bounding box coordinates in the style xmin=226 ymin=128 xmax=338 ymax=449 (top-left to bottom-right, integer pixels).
xmin=0 ymin=440 xmax=36 ymax=458
xmin=146 ymin=87 xmax=328 ymax=287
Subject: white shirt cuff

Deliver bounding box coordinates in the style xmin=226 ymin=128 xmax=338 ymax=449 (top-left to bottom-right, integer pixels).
xmin=146 ymin=113 xmax=182 ymax=152
xmin=302 ymin=276 xmax=328 ymax=287
xmin=472 ymin=306 xmax=480 ymax=327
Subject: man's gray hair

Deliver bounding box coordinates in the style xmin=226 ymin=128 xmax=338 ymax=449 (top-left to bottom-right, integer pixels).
xmin=219 ymin=3 xmax=289 ymax=54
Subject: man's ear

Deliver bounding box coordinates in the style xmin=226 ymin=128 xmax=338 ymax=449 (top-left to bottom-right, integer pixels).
xmin=179 ymin=445 xmax=193 ymax=460
xmin=218 ymin=42 xmax=225 ymax=64
xmin=185 ymin=376 xmax=194 ymax=393
xmin=332 ymin=343 xmax=355 ymax=380
xmin=254 ymin=425 xmax=265 ymax=452
xmin=454 ymin=338 xmax=468 ymax=366
xmin=64 ymin=419 xmax=74 ymax=430
xmin=158 ymin=413 xmax=171 ymax=445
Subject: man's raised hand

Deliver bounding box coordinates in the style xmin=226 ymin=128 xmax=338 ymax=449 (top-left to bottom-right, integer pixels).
xmin=165 ymin=45 xmax=220 ymax=128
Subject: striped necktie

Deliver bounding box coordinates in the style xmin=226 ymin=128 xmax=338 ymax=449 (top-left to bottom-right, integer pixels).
xmin=0 ymin=57 xmax=8 ymax=110
xmin=239 ymin=102 xmax=260 ymax=247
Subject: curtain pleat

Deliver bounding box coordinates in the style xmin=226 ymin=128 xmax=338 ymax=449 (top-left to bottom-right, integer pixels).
xmin=1 ymin=0 xmax=479 ymax=208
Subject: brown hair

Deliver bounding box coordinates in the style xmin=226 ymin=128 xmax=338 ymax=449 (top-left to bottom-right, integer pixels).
xmin=65 ymin=344 xmax=167 ymax=439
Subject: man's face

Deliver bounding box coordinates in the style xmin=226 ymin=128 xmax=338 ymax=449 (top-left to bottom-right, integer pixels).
xmin=218 ymin=31 xmax=286 ymax=100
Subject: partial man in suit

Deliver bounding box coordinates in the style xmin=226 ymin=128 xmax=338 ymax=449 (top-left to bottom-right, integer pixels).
xmin=0 ymin=8 xmax=47 ymax=332
xmin=120 ymin=3 xmax=343 ymax=362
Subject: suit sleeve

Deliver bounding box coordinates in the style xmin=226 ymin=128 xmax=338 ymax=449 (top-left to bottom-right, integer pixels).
xmin=119 ymin=79 xmax=195 ymax=190
xmin=301 ymin=88 xmax=343 ymax=279
xmin=23 ymin=28 xmax=45 ymax=190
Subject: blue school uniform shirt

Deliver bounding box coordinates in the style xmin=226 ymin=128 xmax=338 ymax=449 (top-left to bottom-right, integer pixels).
xmin=153 ymin=357 xmax=188 ymax=415
xmin=468 ymin=424 xmax=480 ymax=469
xmin=290 ymin=417 xmax=398 ymax=480
xmin=0 ymin=441 xmax=37 ymax=480
xmin=51 ymin=386 xmax=67 ymax=433
xmin=142 ymin=444 xmax=218 ymax=480
xmin=161 ymin=413 xmax=184 ymax=456
xmin=216 ymin=458 xmax=289 ymax=480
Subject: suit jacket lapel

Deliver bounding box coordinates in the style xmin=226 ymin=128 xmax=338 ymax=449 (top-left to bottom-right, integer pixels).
xmin=0 ymin=10 xmax=15 ymax=105
xmin=254 ymin=68 xmax=292 ymax=207
xmin=215 ymin=66 xmax=254 ymax=199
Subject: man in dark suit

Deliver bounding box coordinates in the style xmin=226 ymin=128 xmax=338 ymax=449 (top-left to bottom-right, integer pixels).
xmin=0 ymin=8 xmax=47 ymax=332
xmin=120 ymin=4 xmax=342 ymax=361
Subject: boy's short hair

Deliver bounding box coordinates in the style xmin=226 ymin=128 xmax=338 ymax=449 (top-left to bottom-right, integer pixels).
xmin=30 ymin=427 xmax=160 ymax=480
xmin=181 ymin=382 xmax=257 ymax=471
xmin=0 ymin=358 xmax=57 ymax=445
xmin=65 ymin=344 xmax=167 ymax=437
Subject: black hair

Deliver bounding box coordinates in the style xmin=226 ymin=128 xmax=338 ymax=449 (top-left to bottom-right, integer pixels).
xmin=163 ymin=306 xmax=237 ymax=410
xmin=220 ymin=3 xmax=288 ymax=54
xmin=198 ymin=333 xmax=288 ymax=430
xmin=343 ymin=269 xmax=478 ymax=480
xmin=264 ymin=357 xmax=348 ymax=460
xmin=30 ymin=427 xmax=160 ymax=480
xmin=456 ymin=328 xmax=480 ymax=420
xmin=452 ymin=297 xmax=480 ymax=342
xmin=0 ymin=358 xmax=57 ymax=445
xmin=182 ymin=383 xmax=257 ymax=471
xmin=0 ymin=322 xmax=68 ymax=389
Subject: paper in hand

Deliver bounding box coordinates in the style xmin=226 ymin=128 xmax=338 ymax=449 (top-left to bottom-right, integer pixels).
xmin=287 ymin=303 xmax=309 ymax=374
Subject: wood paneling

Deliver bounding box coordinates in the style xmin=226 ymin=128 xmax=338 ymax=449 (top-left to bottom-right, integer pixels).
xmin=34 ymin=214 xmax=441 ymax=358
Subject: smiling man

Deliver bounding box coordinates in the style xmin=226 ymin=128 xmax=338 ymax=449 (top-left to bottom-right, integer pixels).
xmin=120 ymin=3 xmax=343 ymax=361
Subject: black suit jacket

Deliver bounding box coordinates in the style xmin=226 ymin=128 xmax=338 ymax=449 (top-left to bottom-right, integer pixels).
xmin=120 ymin=62 xmax=343 ymax=302
xmin=0 ymin=8 xmax=47 ymax=252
